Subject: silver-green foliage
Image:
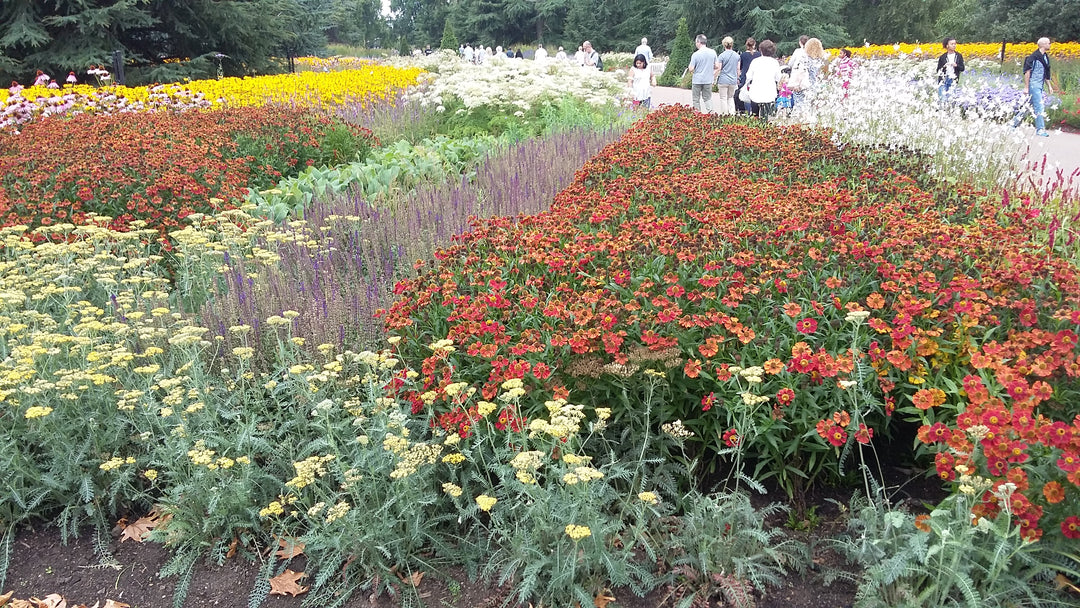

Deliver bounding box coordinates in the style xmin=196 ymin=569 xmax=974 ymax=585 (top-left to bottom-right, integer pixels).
xmin=828 ymin=493 xmax=1071 ymax=607
xmin=246 ymin=135 xmax=499 ymax=221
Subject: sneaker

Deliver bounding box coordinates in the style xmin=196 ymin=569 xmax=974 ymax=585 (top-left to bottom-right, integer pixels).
xmin=1036 ymin=129 xmax=1049 ymax=137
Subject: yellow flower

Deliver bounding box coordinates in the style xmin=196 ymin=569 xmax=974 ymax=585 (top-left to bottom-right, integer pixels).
xmin=143 ymin=469 xmax=158 ymax=481
xmin=324 ymin=501 xmax=351 ymax=523
xmin=475 ymin=494 xmax=497 ymax=512
xmin=231 ymin=346 xmax=255 ymax=359
xmin=442 ymin=453 xmax=466 ymax=465
xmin=476 ymin=401 xmax=497 ymax=416
xmin=638 ymin=491 xmax=659 ymax=505
xmin=259 ymin=500 xmax=285 ymax=518
xmin=24 ymin=405 xmax=54 ymax=419
xmin=565 ymin=524 xmax=592 ymax=541
xmin=443 ymin=482 xmax=463 ymax=497
xmin=595 ymin=408 xmax=611 ymax=420
xmin=282 ymin=310 xmax=300 ymax=319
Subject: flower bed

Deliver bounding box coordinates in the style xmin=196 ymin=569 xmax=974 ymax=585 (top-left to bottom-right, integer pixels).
xmin=1 ymin=65 xmax=422 ymax=130
xmin=841 ymin=42 xmax=1080 ymax=62
xmin=384 ymin=106 xmax=1080 ymax=542
xmin=0 ymin=106 xmax=375 ymax=236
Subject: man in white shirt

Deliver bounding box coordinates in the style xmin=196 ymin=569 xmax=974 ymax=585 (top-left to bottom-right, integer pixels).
xmin=635 ymin=37 xmax=653 ymax=64
xmin=534 ymin=45 xmax=548 ymax=61
xmin=555 ymin=46 xmax=567 ymax=61
xmin=574 ymin=45 xmax=585 ymax=66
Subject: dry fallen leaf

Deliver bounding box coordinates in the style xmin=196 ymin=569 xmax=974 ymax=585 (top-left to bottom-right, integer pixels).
xmin=593 ymin=592 xmax=616 ymax=608
xmin=269 ymin=570 xmax=309 ymax=597
xmin=274 ymin=536 xmax=305 ymax=559
xmin=1057 ymin=573 xmax=1080 ymax=594
xmin=118 ymin=506 xmax=170 ymax=543
xmin=0 ymin=590 xmax=13 ymax=607
xmin=31 ymin=594 xmax=66 ymax=608
xmin=103 ymin=601 xmax=130 ymax=608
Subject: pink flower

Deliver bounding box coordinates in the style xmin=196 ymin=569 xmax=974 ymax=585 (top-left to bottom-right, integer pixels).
xmin=66 ymin=72 xmax=78 ymax=84
xmin=796 ymin=318 xmax=818 ymax=334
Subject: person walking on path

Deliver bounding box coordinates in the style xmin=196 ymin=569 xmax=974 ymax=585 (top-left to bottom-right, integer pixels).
xmin=635 ymin=37 xmax=653 ymax=64
xmin=1012 ymin=37 xmax=1054 ymax=137
xmin=744 ymin=39 xmax=783 ymax=119
xmin=936 ymin=37 xmax=965 ymax=101
xmin=689 ymin=34 xmax=720 ymax=113
xmin=534 ymin=44 xmax=548 ymax=61
xmin=628 ymin=53 xmax=657 ymax=109
xmin=716 ymin=37 xmax=740 ymax=115
xmin=738 ymin=38 xmax=761 ymax=114
xmin=583 ymin=41 xmax=601 ymax=69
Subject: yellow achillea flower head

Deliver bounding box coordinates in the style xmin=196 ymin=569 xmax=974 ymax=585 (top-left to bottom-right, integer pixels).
xmin=475 ymin=494 xmax=497 ymax=512
xmin=565 ymin=524 xmax=592 ymax=541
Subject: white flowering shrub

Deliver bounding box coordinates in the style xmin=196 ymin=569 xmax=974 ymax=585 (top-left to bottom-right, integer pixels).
xmin=798 ymin=58 xmax=1028 ymax=189
xmin=396 ymin=51 xmax=627 ymax=113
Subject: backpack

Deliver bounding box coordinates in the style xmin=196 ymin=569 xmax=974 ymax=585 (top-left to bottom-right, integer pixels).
xmin=595 ymin=54 xmax=603 ymax=71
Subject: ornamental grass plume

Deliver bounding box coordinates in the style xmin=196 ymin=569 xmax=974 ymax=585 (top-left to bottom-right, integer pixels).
xmin=199 ymin=128 xmax=623 ymax=355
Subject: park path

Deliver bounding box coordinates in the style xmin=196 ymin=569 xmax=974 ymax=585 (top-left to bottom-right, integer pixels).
xmin=648 ymin=84 xmax=1080 ymax=199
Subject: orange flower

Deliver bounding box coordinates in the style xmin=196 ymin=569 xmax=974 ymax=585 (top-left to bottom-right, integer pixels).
xmin=684 ymin=358 xmax=701 ymax=379
xmin=1043 ymin=481 xmax=1065 ymax=504
xmin=781 ymin=302 xmax=802 ymax=317
xmin=914 ymin=514 xmax=931 ymax=533
xmin=763 ymin=358 xmax=784 ymax=374
xmin=912 ymin=389 xmax=936 ymax=410
xmin=866 ymin=293 xmax=885 ymax=309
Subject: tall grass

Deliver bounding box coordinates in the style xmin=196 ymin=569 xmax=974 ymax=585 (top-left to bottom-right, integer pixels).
xmin=198 ymin=127 xmax=627 ymax=353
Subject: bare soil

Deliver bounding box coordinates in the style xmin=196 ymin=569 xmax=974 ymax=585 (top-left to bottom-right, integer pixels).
xmin=3 ymin=523 xmax=858 ymax=608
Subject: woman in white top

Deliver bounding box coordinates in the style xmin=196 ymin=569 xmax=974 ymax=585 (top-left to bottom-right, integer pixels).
xmin=743 ymin=39 xmax=783 ymax=118
xmin=628 ymin=53 xmax=657 ymax=109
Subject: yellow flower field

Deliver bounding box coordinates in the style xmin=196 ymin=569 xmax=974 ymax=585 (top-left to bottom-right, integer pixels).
xmin=0 ymin=64 xmax=423 ymax=110
xmin=836 ymin=41 xmax=1080 ymax=62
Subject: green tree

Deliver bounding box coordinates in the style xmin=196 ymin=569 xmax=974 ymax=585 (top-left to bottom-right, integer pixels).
xmin=0 ymin=0 xmax=154 ymax=83
xmin=741 ymin=0 xmax=852 ymax=54
xmin=397 ymin=34 xmax=411 ymax=56
xmin=658 ymin=17 xmax=693 ymax=87
xmin=845 ymin=0 xmax=948 ymax=45
xmin=440 ymin=18 xmax=458 ymax=50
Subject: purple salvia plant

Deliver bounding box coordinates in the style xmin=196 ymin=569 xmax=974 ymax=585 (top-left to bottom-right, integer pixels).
xmin=199 ymin=127 xmax=626 ymax=360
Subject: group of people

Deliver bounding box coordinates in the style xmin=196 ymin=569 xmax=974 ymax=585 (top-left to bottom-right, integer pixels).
xmin=684 ymin=33 xmax=844 ymax=119
xmin=453 ymin=41 xmax=605 ymax=69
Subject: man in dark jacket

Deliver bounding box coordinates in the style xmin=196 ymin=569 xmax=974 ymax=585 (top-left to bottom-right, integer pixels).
xmin=936 ymin=38 xmax=965 ymax=101
xmin=1012 ymin=38 xmax=1053 ymax=136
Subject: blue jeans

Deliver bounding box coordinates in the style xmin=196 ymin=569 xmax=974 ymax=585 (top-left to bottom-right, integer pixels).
xmin=1014 ymin=84 xmax=1046 ymax=130
xmin=937 ymin=77 xmax=954 ymax=102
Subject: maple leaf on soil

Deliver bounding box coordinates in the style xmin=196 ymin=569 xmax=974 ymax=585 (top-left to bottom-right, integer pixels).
xmin=269 ymin=570 xmax=309 ymax=596
xmin=273 ymin=536 xmax=305 ymax=559
xmin=118 ymin=507 xmax=170 ymax=543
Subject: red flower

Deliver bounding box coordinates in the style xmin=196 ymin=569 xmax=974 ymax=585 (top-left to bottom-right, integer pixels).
xmin=722 ymin=428 xmax=740 ymax=447
xmin=701 ymin=392 xmax=716 ymax=411
xmin=1062 ymin=516 xmax=1080 ymax=540
xmin=795 ymin=318 xmax=818 ymax=334
xmin=827 ymin=426 xmax=847 ymax=447
xmin=776 ymin=388 xmax=795 ymax=405
xmin=854 ymin=423 xmax=873 ymax=445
